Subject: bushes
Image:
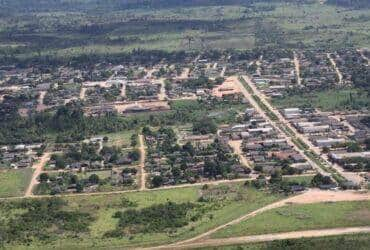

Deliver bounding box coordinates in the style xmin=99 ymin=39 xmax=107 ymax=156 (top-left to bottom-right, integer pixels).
xmin=193 ymin=117 xmax=217 ymax=135
xmin=0 ymin=198 xmax=93 ymax=244
xmin=311 ymin=173 xmax=334 ymax=187
xmin=105 ymin=201 xmax=198 ymax=236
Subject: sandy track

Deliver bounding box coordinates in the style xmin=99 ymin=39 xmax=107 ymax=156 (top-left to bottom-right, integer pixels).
xmin=327 ymin=53 xmax=343 ymax=85
xmin=25 ymin=152 xmax=52 ymax=197
xmin=146 ymin=227 xmax=370 ymax=249
xmin=138 ymin=189 xmax=369 ymax=250
xmin=228 ymin=140 xmax=252 ymax=168
xmin=293 ymin=51 xmax=302 ymax=86
xmin=1 ymin=177 xmax=257 ymax=201
xmin=139 ymin=134 xmax=146 ymax=190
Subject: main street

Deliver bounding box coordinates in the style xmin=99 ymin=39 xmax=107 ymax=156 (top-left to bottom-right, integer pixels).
xmin=238 ymin=75 xmax=366 ymax=186
xmin=230 ymin=76 xmax=327 ymax=176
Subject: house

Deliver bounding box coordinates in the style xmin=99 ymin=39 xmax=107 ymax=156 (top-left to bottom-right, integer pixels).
xmin=315 ymin=138 xmax=346 ymax=148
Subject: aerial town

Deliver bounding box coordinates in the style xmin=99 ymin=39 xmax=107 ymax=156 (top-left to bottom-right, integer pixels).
xmin=0 ymin=0 xmax=369 ymax=249
xmin=1 ymin=48 xmax=369 ymax=196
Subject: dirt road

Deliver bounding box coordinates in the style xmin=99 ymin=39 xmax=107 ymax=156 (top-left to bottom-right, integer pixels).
xmin=146 ymin=227 xmax=370 ymax=249
xmin=357 ymin=49 xmax=369 ymax=65
xmin=136 ymin=188 xmax=369 ymax=250
xmin=293 ymin=51 xmax=302 ymax=86
xmin=234 ymin=76 xmax=326 ymax=176
xmin=79 ymin=87 xmax=87 ymax=100
xmin=139 ymin=134 xmax=146 ymax=190
xmin=239 ymin=75 xmax=359 ymax=185
xmin=0 ymin=176 xmax=258 ymax=202
xmin=158 ymin=78 xmax=167 ymax=101
xmin=36 ymin=91 xmax=47 ymax=111
xmin=327 ymin=53 xmax=343 ymax=85
xmin=25 ymin=152 xmax=52 ymax=197
xmin=228 ymin=140 xmax=252 ymax=168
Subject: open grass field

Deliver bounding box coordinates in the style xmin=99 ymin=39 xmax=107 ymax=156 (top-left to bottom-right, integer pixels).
xmin=99 ymin=130 xmax=136 ymax=148
xmin=199 ymin=233 xmax=370 ymax=250
xmin=211 ymin=200 xmax=370 ymax=239
xmin=0 ymin=168 xmax=33 ymax=198
xmin=272 ymin=88 xmax=370 ymax=111
xmin=5 ymin=182 xmax=285 ymax=249
xmin=282 ymin=174 xmax=315 ymax=184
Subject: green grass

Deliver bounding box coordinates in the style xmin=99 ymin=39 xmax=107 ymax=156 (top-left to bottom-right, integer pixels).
xmin=282 ymin=175 xmax=315 ymax=184
xmin=5 ymin=182 xmax=284 ymax=249
xmin=0 ymin=168 xmax=33 ymax=198
xmin=212 ymin=200 xmax=370 ymax=239
xmin=304 ymin=150 xmax=346 ymax=183
xmin=76 ymin=170 xmax=113 ymax=179
xmin=199 ymin=233 xmax=370 ymax=250
xmin=272 ymin=88 xmax=370 ymax=111
xmin=99 ymin=130 xmax=136 ymax=148
xmin=292 ymin=137 xmax=309 ymax=151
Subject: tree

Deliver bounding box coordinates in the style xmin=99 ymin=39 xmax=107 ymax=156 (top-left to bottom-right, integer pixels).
xmin=151 ymin=176 xmax=163 ymax=188
xmin=39 ymin=173 xmax=49 ymax=183
xmin=270 ymin=170 xmax=282 ymax=184
xmin=347 ymin=142 xmax=362 ymax=152
xmin=311 ymin=173 xmax=333 ymax=187
xmin=365 ymin=138 xmax=370 ymax=150
xmin=193 ymin=118 xmax=217 ymax=135
xmin=88 ymin=174 xmax=100 ymax=184
xmin=128 ymin=149 xmax=140 ymax=161
xmin=54 ymin=155 xmax=66 ymax=169
xmin=130 ymin=134 xmax=138 ymax=147
xmin=76 ymin=182 xmax=84 ymax=193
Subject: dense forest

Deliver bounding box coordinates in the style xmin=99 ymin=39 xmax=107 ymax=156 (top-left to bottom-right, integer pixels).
xmin=0 ymin=0 xmax=311 ymax=13
xmin=326 ymin=0 xmax=370 ymax=8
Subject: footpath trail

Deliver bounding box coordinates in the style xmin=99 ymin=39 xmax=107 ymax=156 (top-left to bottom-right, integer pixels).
xmin=25 ymin=152 xmax=51 ymax=197
xmin=139 ymin=134 xmax=146 ymax=191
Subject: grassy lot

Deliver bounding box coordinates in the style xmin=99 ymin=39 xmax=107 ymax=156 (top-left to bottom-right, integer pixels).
xmin=169 ymin=99 xmax=246 ymax=124
xmin=0 ymin=168 xmax=33 ymax=198
xmin=212 ymin=200 xmax=370 ymax=239
xmin=5 ymin=182 xmax=285 ymax=249
xmin=282 ymin=175 xmax=315 ymax=185
xmin=99 ymin=130 xmax=136 ymax=148
xmin=199 ymin=233 xmax=370 ymax=250
xmin=272 ymin=88 xmax=370 ymax=111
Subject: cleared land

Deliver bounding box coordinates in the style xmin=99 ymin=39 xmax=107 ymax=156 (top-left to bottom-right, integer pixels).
xmin=0 ymin=168 xmax=33 ymax=198
xmin=3 ymin=182 xmax=284 ymax=249
xmin=198 ymin=233 xmax=370 ymax=250
xmin=212 ymin=200 xmax=370 ymax=238
xmin=272 ymin=88 xmax=370 ymax=111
